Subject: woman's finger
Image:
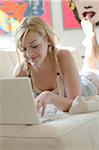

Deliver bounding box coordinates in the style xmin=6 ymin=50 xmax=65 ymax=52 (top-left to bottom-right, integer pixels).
xmin=41 ymin=105 xmax=46 ymax=116
xmin=36 ymin=101 xmax=42 ymax=112
xmin=36 ymin=99 xmax=47 ymax=116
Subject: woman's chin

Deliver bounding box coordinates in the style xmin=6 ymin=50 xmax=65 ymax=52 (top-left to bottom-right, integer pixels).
xmin=29 ymin=60 xmax=40 ymax=70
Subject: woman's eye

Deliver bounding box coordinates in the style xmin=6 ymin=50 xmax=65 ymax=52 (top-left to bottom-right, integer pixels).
xmin=31 ymin=45 xmax=38 ymax=48
xmin=20 ymin=48 xmax=26 ymax=52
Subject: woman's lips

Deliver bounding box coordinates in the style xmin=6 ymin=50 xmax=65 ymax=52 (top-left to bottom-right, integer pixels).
xmin=82 ymin=11 xmax=95 ymax=18
xmin=27 ymin=55 xmax=39 ymax=63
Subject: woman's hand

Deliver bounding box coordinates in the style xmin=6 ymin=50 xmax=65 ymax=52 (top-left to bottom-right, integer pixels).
xmin=35 ymin=90 xmax=74 ymax=116
xmin=35 ymin=91 xmax=54 ymax=116
xmin=13 ymin=60 xmax=32 ymax=77
xmin=13 ymin=62 xmax=27 ymax=77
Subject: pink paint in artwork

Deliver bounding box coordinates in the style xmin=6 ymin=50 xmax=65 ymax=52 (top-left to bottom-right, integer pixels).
xmin=41 ymin=1 xmax=52 ymax=26
xmin=62 ymin=1 xmax=81 ymax=29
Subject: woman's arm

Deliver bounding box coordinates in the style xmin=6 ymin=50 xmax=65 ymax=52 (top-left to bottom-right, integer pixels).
xmin=12 ymin=62 xmax=28 ymax=77
xmin=36 ymin=50 xmax=80 ymax=114
xmin=57 ymin=50 xmax=81 ymax=110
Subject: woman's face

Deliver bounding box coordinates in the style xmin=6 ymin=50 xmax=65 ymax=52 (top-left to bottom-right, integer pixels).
xmin=21 ymin=30 xmax=49 ymax=69
xmin=74 ymin=0 xmax=99 ymax=24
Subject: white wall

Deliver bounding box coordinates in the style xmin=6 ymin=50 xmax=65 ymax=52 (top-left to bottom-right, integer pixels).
xmin=0 ymin=35 xmax=16 ymax=51
xmin=0 ymin=0 xmax=99 ymax=56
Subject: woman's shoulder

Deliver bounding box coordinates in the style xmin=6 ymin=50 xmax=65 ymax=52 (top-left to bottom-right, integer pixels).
xmin=56 ymin=48 xmax=72 ymax=60
xmin=55 ymin=47 xmax=77 ymax=72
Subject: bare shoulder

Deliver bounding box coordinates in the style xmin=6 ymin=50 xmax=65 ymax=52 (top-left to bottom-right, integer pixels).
xmin=56 ymin=49 xmax=77 ymax=74
xmin=57 ymin=49 xmax=73 ymax=63
xmin=57 ymin=48 xmax=72 ymax=57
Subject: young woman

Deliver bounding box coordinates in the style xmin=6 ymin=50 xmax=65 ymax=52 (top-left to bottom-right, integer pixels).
xmin=13 ymin=16 xmax=99 ymax=115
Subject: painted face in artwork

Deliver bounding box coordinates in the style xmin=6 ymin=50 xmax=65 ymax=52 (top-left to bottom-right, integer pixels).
xmin=74 ymin=0 xmax=99 ymax=24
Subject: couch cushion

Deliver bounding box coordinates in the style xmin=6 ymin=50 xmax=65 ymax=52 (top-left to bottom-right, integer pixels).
xmin=0 ymin=51 xmax=17 ymax=78
xmin=0 ymin=112 xmax=99 ymax=150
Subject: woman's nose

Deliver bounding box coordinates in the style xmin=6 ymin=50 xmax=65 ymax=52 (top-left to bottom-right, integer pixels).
xmin=23 ymin=51 xmax=31 ymax=61
xmin=26 ymin=48 xmax=33 ymax=58
xmin=26 ymin=52 xmax=32 ymax=59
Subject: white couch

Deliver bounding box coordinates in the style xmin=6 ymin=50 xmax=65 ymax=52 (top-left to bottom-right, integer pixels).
xmin=0 ymin=50 xmax=99 ymax=150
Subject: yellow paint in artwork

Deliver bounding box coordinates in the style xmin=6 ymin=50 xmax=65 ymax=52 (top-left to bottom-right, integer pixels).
xmin=0 ymin=10 xmax=9 ymax=32
xmin=10 ymin=17 xmax=20 ymax=32
xmin=70 ymin=1 xmax=75 ymax=10
xmin=0 ymin=10 xmax=20 ymax=33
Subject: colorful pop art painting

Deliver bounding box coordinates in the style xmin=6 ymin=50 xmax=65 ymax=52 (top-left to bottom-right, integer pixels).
xmin=0 ymin=0 xmax=52 ymax=35
xmin=62 ymin=0 xmax=99 ymax=29
xmin=62 ymin=0 xmax=80 ymax=29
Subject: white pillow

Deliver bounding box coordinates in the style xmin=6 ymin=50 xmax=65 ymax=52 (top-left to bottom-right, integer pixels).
xmin=69 ymin=95 xmax=99 ymax=114
xmin=0 ymin=51 xmax=17 ymax=78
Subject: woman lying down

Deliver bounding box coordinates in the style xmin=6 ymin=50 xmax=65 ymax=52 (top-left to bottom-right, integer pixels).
xmin=13 ymin=16 xmax=99 ymax=115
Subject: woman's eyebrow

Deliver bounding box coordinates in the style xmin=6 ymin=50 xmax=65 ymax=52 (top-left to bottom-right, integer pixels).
xmin=29 ymin=40 xmax=36 ymax=44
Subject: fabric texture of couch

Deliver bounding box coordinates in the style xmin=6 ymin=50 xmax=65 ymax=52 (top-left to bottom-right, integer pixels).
xmin=0 ymin=50 xmax=99 ymax=150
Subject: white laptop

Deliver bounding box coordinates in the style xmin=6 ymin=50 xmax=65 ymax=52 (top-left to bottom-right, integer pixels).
xmin=0 ymin=77 xmax=67 ymax=125
xmin=0 ymin=77 xmax=41 ymax=125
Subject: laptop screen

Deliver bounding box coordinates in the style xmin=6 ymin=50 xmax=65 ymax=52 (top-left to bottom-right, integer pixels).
xmin=0 ymin=77 xmax=39 ymax=125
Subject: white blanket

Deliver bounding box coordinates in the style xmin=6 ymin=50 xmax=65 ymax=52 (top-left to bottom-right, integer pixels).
xmin=69 ymin=95 xmax=99 ymax=114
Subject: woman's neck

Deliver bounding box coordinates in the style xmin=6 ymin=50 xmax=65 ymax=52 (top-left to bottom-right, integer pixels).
xmin=32 ymin=53 xmax=55 ymax=73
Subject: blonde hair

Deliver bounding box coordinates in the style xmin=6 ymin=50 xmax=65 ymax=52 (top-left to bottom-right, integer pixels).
xmin=15 ymin=16 xmax=64 ymax=97
xmin=16 ymin=16 xmax=58 ymax=51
